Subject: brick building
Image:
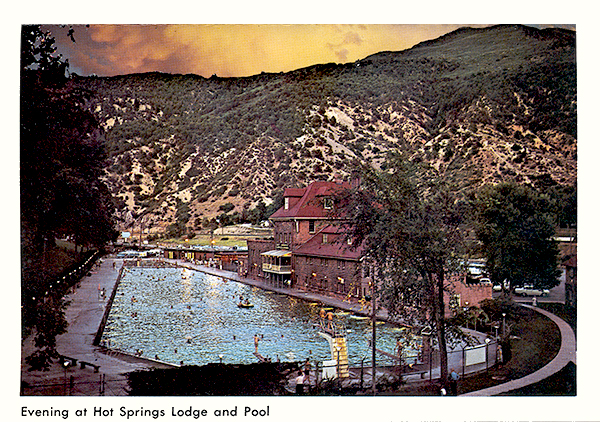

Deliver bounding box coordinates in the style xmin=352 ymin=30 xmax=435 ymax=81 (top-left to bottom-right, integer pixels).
xmin=247 ymin=239 xmax=276 ymax=279
xmin=269 ymin=180 xmax=350 ymax=250
xmin=444 ymin=275 xmax=494 ymax=317
xmin=246 ymin=180 xmax=371 ymax=295
xmin=293 ymin=225 xmax=371 ymax=299
xmin=247 ymin=180 xmax=491 ymax=309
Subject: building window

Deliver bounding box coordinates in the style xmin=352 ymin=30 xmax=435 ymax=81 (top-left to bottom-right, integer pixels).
xmin=309 ymin=220 xmax=315 ymax=233
xmin=284 ymin=197 xmax=289 ymax=210
xmin=323 ymin=197 xmax=333 ymax=209
xmin=322 ymin=234 xmax=328 ymax=244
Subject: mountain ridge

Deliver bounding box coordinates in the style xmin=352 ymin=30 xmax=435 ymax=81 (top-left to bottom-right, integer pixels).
xmin=73 ymin=25 xmax=576 ymax=237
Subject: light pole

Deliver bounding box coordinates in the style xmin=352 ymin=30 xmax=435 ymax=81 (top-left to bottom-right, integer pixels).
xmin=502 ymin=313 xmax=506 ymax=338
xmin=371 ymin=278 xmax=377 ymax=396
xmin=219 ymin=354 xmax=224 ymax=364
xmin=63 ymin=361 xmax=70 ymax=395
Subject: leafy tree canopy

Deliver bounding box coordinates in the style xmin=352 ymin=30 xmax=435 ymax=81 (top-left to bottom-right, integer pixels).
xmin=473 ymin=182 xmax=560 ymax=290
xmin=339 ymin=156 xmax=470 ymax=383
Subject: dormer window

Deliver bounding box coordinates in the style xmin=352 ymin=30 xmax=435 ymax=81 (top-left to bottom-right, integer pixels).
xmin=347 ymin=237 xmax=352 ymax=245
xmin=322 ymin=234 xmax=328 ymax=244
xmin=323 ymin=197 xmax=333 ymax=210
xmin=284 ymin=197 xmax=289 ymax=210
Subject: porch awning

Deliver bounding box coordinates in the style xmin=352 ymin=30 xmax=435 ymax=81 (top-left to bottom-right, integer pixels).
xmin=261 ymin=250 xmax=292 ymax=257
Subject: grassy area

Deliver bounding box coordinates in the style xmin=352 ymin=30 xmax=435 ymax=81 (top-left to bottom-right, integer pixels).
xmin=538 ymin=302 xmax=576 ymax=336
xmin=334 ymin=303 xmax=570 ymax=396
xmin=457 ymin=305 xmax=564 ymax=395
xmin=498 ymin=361 xmax=576 ymax=396
xmin=161 ymin=235 xmax=251 ymax=248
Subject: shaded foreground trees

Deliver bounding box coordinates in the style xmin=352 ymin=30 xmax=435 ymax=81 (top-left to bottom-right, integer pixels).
xmin=21 ymin=25 xmax=117 ymax=369
xmin=339 ymin=158 xmax=468 ymax=385
xmin=128 ymin=363 xmax=298 ymax=395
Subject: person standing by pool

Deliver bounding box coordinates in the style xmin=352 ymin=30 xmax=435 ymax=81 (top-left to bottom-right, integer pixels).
xmin=295 ymin=371 xmax=305 ymax=395
xmin=303 ymin=358 xmax=312 ymax=388
xmin=449 ymin=368 xmax=459 ymax=396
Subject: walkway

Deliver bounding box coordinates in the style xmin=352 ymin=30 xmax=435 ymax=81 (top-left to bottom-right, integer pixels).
xmin=461 ymin=304 xmax=576 ymax=396
xmin=21 ymin=257 xmax=174 ymax=396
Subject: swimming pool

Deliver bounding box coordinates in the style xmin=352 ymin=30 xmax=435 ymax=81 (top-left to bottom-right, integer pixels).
xmin=101 ymin=266 xmax=421 ymax=367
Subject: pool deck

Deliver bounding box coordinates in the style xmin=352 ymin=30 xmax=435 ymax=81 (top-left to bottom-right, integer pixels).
xmin=20 ymin=257 xmax=175 ymax=396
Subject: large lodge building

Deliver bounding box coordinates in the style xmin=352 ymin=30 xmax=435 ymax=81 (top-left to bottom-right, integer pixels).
xmin=247 ymin=180 xmax=370 ymax=299
xmin=247 ymin=180 xmax=492 ymax=313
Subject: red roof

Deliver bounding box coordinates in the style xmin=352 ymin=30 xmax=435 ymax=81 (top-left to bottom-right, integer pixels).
xmin=270 ymin=180 xmax=351 ymax=219
xmin=293 ymin=225 xmax=363 ymax=260
xmin=283 ymin=188 xmax=305 ymax=197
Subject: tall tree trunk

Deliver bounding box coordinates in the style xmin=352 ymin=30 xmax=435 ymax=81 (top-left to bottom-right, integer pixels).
xmin=434 ymin=270 xmax=448 ymax=386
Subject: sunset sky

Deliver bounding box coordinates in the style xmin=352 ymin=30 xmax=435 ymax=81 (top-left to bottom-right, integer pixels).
xmin=40 ymin=24 xmax=574 ymax=79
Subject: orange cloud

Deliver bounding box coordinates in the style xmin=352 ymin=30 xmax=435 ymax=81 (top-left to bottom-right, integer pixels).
xmin=43 ymin=24 xmax=571 ymax=78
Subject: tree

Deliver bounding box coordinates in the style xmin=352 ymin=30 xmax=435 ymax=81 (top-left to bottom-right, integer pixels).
xmin=21 ymin=25 xmax=117 ymax=369
xmin=339 ymin=157 xmax=469 ymax=385
xmin=473 ymin=182 xmax=560 ymax=291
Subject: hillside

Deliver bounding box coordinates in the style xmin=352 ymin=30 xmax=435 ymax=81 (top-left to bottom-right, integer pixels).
xmin=73 ymin=24 xmax=576 ymax=237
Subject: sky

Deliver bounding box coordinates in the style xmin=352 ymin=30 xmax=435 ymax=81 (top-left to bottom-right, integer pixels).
xmin=41 ymin=24 xmax=574 ymax=79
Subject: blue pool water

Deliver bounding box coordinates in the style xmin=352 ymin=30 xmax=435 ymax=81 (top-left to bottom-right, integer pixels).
xmin=101 ymin=267 xmax=421 ymax=366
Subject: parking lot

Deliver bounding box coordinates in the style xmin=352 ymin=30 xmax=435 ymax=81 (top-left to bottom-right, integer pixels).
xmin=492 ymin=269 xmax=566 ymax=304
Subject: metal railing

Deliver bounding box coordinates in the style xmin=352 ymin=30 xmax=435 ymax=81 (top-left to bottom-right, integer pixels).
xmin=262 ymin=263 xmax=292 ymax=274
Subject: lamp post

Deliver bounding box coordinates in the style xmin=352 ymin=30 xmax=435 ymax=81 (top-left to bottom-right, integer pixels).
xmin=371 ymin=278 xmax=377 ymax=396
xmin=63 ymin=361 xmax=70 ymax=395
xmin=219 ymin=354 xmax=224 ymax=364
xmin=502 ymin=313 xmax=506 ymax=338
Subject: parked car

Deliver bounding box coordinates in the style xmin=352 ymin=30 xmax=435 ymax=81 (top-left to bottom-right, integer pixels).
xmin=513 ymin=285 xmax=550 ymax=297
xmin=492 ymin=279 xmax=509 ymax=292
